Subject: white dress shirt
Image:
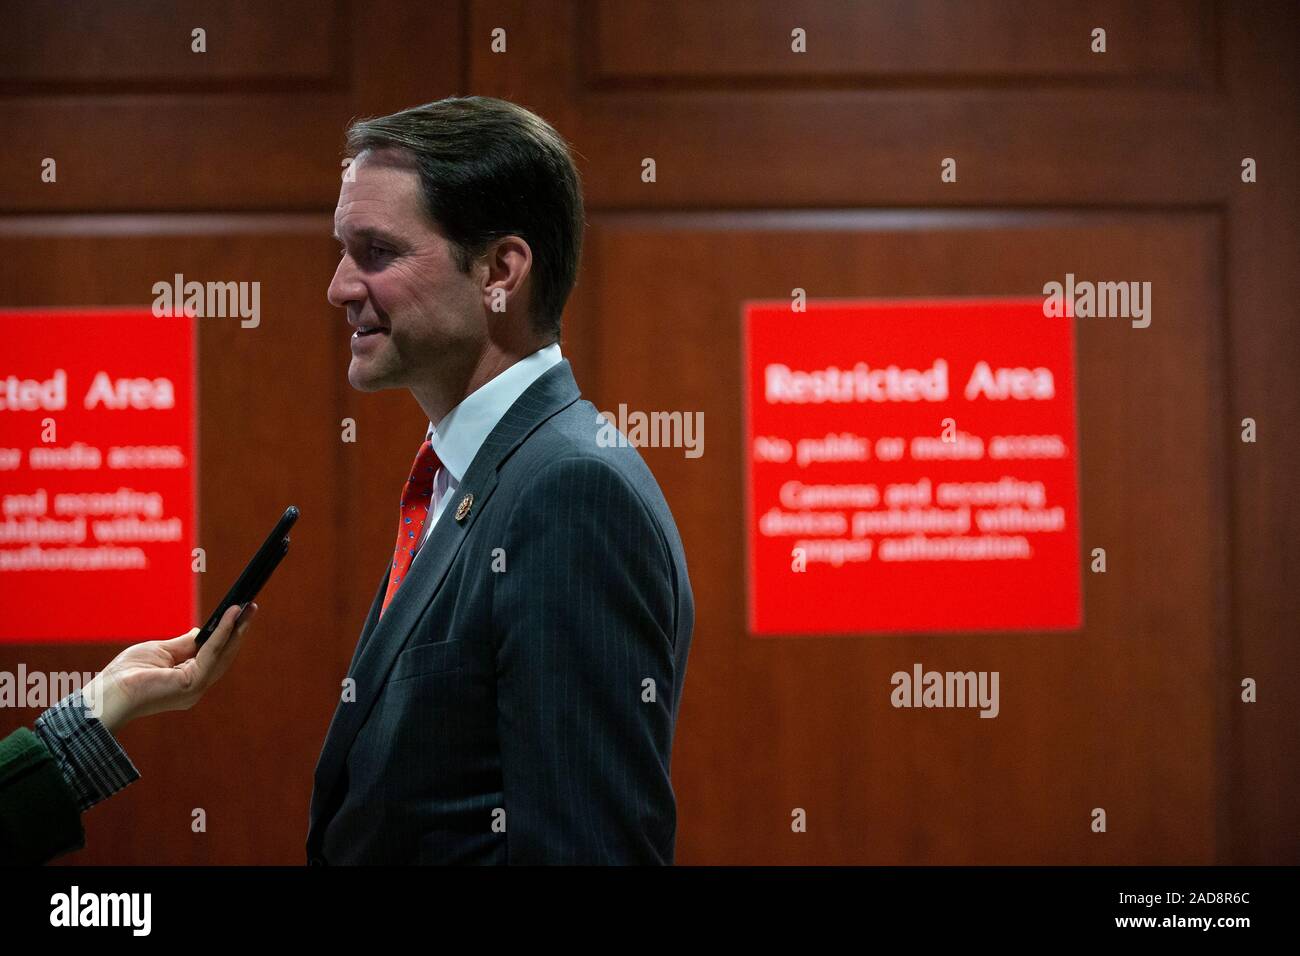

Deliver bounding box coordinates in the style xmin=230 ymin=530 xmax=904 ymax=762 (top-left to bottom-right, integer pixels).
xmin=411 ymin=342 xmax=564 ymax=561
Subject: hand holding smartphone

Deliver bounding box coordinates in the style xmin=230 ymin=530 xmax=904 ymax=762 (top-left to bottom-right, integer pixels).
xmin=195 ymin=506 xmax=299 ymax=649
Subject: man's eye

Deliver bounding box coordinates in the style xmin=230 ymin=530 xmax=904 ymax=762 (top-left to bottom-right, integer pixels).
xmin=369 ymin=244 xmax=392 ymax=259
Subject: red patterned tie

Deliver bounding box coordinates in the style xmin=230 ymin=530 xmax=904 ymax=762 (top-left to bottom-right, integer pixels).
xmin=380 ymin=438 xmax=442 ymax=618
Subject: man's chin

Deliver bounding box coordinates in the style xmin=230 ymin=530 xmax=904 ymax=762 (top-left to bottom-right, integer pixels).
xmin=347 ymin=362 xmax=395 ymax=392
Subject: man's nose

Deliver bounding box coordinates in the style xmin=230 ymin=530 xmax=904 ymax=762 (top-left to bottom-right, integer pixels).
xmin=327 ymin=255 xmax=363 ymax=308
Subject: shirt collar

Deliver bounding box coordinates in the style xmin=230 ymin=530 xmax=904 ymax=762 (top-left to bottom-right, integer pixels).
xmin=424 ymin=342 xmax=563 ymax=483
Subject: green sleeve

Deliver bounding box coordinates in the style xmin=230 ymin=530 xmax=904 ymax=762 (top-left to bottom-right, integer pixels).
xmin=0 ymin=727 xmax=86 ymax=865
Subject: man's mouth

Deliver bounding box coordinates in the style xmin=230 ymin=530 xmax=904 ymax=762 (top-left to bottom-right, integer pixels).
xmin=352 ymin=324 xmax=389 ymax=338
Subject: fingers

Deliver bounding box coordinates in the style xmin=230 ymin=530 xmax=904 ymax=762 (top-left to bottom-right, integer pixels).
xmin=236 ymin=601 xmax=258 ymax=630
xmin=155 ymin=626 xmax=203 ymax=665
xmin=100 ymin=603 xmax=261 ymax=725
xmin=192 ymin=602 xmax=257 ymax=688
xmin=195 ymin=604 xmax=244 ymax=662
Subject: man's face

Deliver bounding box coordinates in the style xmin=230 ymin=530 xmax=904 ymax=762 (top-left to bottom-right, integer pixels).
xmin=328 ymin=149 xmax=486 ymax=393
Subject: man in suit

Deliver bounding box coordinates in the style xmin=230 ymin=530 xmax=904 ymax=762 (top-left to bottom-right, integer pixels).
xmin=309 ymin=96 xmax=695 ymax=864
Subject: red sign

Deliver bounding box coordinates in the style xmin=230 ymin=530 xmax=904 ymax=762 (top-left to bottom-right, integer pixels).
xmin=744 ymin=298 xmax=1081 ymax=635
xmin=0 ymin=308 xmax=196 ymax=643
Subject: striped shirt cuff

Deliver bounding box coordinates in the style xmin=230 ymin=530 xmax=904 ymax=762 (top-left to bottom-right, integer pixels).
xmin=33 ymin=692 xmax=140 ymax=812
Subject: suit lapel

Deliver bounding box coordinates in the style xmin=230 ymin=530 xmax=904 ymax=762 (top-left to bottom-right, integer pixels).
xmin=309 ymin=359 xmax=582 ymax=837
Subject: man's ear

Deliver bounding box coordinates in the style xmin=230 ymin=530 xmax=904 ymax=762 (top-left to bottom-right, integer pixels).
xmin=482 ymin=235 xmax=533 ymax=315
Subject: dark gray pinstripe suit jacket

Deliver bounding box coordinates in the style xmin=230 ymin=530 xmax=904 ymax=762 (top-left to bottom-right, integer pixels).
xmin=306 ymin=359 xmax=694 ymax=864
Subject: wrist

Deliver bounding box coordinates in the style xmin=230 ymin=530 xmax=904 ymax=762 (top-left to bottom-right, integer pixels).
xmin=81 ymin=676 xmax=131 ymax=734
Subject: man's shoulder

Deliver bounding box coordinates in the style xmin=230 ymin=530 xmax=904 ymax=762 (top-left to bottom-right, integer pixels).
xmin=498 ymin=398 xmax=681 ymax=540
xmin=505 ymin=397 xmax=656 ymax=487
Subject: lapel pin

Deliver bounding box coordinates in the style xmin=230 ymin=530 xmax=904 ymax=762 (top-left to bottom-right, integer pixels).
xmin=455 ymin=493 xmax=474 ymax=522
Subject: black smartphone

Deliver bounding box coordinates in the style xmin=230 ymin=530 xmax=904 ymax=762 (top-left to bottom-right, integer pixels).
xmin=194 ymin=505 xmax=299 ymax=649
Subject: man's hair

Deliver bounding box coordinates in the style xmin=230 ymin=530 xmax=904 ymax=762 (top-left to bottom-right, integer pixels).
xmin=344 ymin=96 xmax=584 ymax=341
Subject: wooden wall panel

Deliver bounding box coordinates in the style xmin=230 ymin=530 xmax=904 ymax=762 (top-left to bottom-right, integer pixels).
xmin=587 ymin=0 xmax=1215 ymax=86
xmin=0 ymin=0 xmax=462 ymax=210
xmin=0 ymin=218 xmax=348 ymax=863
xmin=466 ymin=0 xmax=1297 ymax=865
xmin=0 ymin=0 xmax=469 ymax=862
xmin=582 ymin=210 xmax=1222 ymax=863
xmin=1220 ymin=3 xmax=1300 ymax=864
xmin=0 ymin=0 xmax=344 ymax=87
xmin=474 ymin=3 xmax=1229 ymax=208
xmin=0 ymin=0 xmax=1295 ymax=865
